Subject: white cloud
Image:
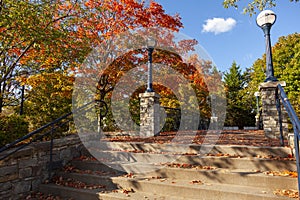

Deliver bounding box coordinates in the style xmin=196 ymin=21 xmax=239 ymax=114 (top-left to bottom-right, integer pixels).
xmin=202 ymin=17 xmax=237 ymax=35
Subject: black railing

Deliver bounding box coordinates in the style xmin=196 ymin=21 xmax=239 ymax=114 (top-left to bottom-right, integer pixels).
xmin=276 ymin=84 xmax=300 ymax=194
xmin=0 ymin=100 xmax=107 ymax=179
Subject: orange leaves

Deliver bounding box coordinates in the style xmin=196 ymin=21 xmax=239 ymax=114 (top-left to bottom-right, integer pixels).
xmin=190 ymin=180 xmax=203 ymax=185
xmin=147 ymin=1 xmax=182 ymax=31
xmin=264 ymin=170 xmax=298 ymax=178
xmin=274 ymin=189 xmax=298 ymax=198
xmin=4 ymin=0 xmax=184 ymax=74
xmin=121 ymin=188 xmax=135 ymax=194
xmin=84 ymin=1 xmax=93 ymax=8
xmin=123 ymin=173 xmax=135 ymax=178
xmin=161 ymin=162 xmax=216 ymax=170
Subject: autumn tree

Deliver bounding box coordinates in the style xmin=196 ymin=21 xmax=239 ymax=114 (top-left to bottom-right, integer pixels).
xmin=223 ymin=0 xmax=299 ymax=15
xmin=1 ymin=0 xmax=221 ymax=136
xmin=0 ymin=0 xmax=81 ymax=113
xmin=91 ymin=43 xmax=214 ymax=131
xmin=24 ymin=72 xmax=74 ymax=130
xmin=0 ymin=0 xmax=183 ymax=120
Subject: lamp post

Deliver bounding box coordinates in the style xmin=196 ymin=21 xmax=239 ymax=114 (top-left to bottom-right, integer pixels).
xmin=20 ymin=85 xmax=25 ymax=115
xmin=19 ymin=71 xmax=29 ymax=115
xmin=254 ymin=91 xmax=260 ymax=129
xmin=256 ymin=10 xmax=277 ymax=82
xmin=146 ymin=37 xmax=156 ymax=92
xmin=210 ymin=94 xmax=218 ymax=130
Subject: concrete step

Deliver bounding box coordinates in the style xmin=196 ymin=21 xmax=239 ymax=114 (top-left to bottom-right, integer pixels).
xmin=39 ymin=183 xmax=101 ymax=200
xmin=56 ymin=166 xmax=297 ymax=191
xmin=101 ymin=142 xmax=292 ymax=157
xmin=70 ymin=159 xmax=127 ymax=174
xmin=98 ymin=190 xmax=194 ymax=200
xmin=40 ymin=170 xmax=295 ymax=200
xmin=37 ymin=141 xmax=297 ymax=200
xmin=71 ymin=152 xmax=296 ymax=173
xmin=55 ymin=172 xmax=120 ymax=191
xmin=139 ymin=167 xmax=298 ymax=190
xmin=106 ymin=177 xmax=292 ymax=200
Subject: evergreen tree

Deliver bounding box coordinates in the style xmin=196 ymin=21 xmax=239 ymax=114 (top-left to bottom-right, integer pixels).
xmin=224 ymin=61 xmax=255 ymax=129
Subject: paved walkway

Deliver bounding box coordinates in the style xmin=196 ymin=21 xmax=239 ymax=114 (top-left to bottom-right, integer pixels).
xmin=106 ymin=130 xmax=288 ymax=147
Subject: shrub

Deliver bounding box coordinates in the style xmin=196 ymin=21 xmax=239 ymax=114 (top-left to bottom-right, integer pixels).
xmin=0 ymin=114 xmax=29 ymax=147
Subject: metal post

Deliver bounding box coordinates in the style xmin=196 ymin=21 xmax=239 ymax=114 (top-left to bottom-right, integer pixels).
xmin=262 ymin=24 xmax=277 ymax=82
xmin=254 ymin=92 xmax=260 ymax=129
xmin=20 ymin=85 xmax=25 ymax=115
xmin=146 ymin=47 xmax=154 ymax=92
xmin=256 ymin=95 xmax=259 ymax=114
xmin=294 ymin=133 xmax=300 ymax=195
xmin=256 ymin=96 xmax=260 ymax=130
xmin=275 ymin=89 xmax=284 ymax=146
xmin=48 ymin=124 xmax=54 ymax=180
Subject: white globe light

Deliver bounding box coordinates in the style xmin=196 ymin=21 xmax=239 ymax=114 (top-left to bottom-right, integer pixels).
xmin=256 ymin=10 xmax=276 ymax=28
xmin=147 ymin=37 xmax=157 ymax=48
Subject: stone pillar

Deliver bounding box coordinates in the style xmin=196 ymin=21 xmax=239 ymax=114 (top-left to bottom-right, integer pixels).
xmin=139 ymin=92 xmax=160 ymax=137
xmin=210 ymin=116 xmax=218 ymax=130
xmin=259 ymin=81 xmax=288 ymax=139
xmin=255 ymin=115 xmax=260 ymax=130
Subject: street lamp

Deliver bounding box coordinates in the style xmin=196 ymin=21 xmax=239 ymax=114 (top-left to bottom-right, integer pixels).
xmin=254 ymin=91 xmax=260 ymax=129
xmin=146 ymin=37 xmax=156 ymax=92
xmin=256 ymin=10 xmax=278 ymax=82
xmin=254 ymin=91 xmax=260 ymax=112
xmin=19 ymin=71 xmax=29 ymax=115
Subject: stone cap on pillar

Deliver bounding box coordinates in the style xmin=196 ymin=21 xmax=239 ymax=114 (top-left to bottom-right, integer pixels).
xmin=259 ymin=81 xmax=286 ymax=90
xmin=139 ymin=92 xmax=161 ymax=98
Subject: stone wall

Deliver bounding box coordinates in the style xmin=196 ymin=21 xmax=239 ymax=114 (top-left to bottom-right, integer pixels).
xmin=0 ymin=135 xmax=83 ymax=199
xmin=259 ymin=81 xmax=289 ymax=139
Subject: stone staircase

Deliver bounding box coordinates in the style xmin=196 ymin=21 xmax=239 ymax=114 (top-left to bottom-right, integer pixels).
xmin=38 ymin=142 xmax=298 ymax=200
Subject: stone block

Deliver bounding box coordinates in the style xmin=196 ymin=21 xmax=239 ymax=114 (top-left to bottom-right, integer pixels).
xmin=11 ymin=148 xmax=34 ymax=160
xmin=18 ymin=158 xmax=37 ymax=168
xmin=69 ymin=146 xmax=81 ymax=159
xmin=266 ymin=119 xmax=277 ymax=126
xmin=0 ymin=182 xmax=12 ymax=192
xmin=264 ymin=127 xmax=272 ymax=132
xmin=259 ymin=81 xmax=286 ymax=89
xmin=0 ymin=174 xmax=18 ymax=183
xmin=13 ymin=180 xmax=31 ymax=194
xmin=19 ymin=167 xmax=32 ymax=179
xmin=0 ymin=165 xmax=18 ymax=177
xmin=0 ymin=191 xmax=11 ymax=200
xmin=32 ymin=165 xmax=42 ymax=176
xmin=0 ymin=158 xmax=17 ymax=167
xmin=31 ymin=178 xmax=41 ymax=191
xmin=59 ymin=148 xmax=71 ymax=160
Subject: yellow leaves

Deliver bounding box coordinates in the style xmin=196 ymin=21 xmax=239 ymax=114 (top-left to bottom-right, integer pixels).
xmin=274 ymin=189 xmax=298 ymax=199
xmin=26 ymin=72 xmax=74 ymax=99
xmin=264 ymin=170 xmax=298 ymax=178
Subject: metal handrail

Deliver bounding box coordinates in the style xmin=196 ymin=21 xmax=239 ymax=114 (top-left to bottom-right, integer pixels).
xmin=276 ymin=84 xmax=300 ymax=194
xmin=0 ymin=100 xmax=108 ymax=178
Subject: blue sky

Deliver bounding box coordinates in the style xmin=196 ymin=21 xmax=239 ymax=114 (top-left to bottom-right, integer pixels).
xmin=155 ymin=0 xmax=300 ymax=73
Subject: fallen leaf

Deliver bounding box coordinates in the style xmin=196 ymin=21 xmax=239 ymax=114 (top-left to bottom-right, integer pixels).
xmin=190 ymin=180 xmax=203 ymax=184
